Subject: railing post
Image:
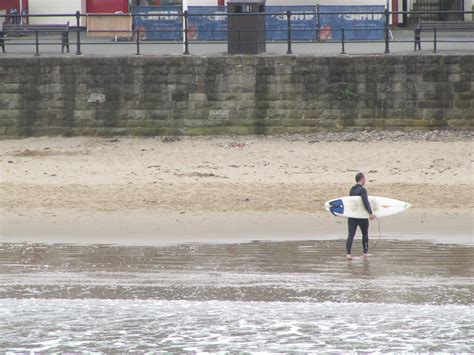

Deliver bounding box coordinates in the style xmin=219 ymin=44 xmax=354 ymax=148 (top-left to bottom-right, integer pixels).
xmin=384 ymin=7 xmax=390 ymax=54
xmin=34 ymin=30 xmax=39 ymax=56
xmin=75 ymin=11 xmax=82 ymax=55
xmin=286 ymin=10 xmax=292 ymax=55
xmin=183 ymin=10 xmax=190 ymax=55
xmin=136 ymin=29 xmax=141 ymax=55
xmin=238 ymin=29 xmax=241 ymax=53
xmin=414 ymin=28 xmax=418 ymax=51
xmin=433 ymin=27 xmax=437 ymax=53
xmin=0 ymin=31 xmax=5 ymax=53
xmin=341 ymin=27 xmax=346 ymax=54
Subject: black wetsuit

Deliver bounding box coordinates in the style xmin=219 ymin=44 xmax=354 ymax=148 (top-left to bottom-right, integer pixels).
xmin=346 ymin=184 xmax=373 ymax=255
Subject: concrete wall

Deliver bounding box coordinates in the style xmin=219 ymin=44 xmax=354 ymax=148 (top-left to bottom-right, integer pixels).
xmin=0 ymin=55 xmax=472 ymax=137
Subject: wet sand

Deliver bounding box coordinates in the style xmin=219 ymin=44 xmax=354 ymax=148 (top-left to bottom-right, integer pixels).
xmin=1 ymin=240 xmax=472 ymax=303
xmin=1 ymin=210 xmax=472 ymax=245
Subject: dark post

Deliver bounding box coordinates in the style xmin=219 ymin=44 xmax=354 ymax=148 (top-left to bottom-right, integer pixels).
xmin=414 ymin=28 xmax=418 ymax=51
xmin=286 ymin=10 xmax=292 ymax=54
xmin=0 ymin=31 xmax=5 ymax=53
xmin=136 ymin=29 xmax=141 ymax=55
xmin=316 ymin=6 xmax=321 ymax=38
xmin=75 ymin=11 xmax=82 ymax=55
xmin=238 ymin=28 xmax=241 ymax=52
xmin=34 ymin=30 xmax=39 ymax=56
xmin=341 ymin=27 xmax=346 ymax=54
xmin=384 ymin=7 xmax=390 ymax=53
xmin=183 ymin=10 xmax=190 ymax=55
xmin=433 ymin=27 xmax=437 ymax=53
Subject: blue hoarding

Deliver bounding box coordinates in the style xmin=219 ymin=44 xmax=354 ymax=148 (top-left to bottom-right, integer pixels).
xmin=317 ymin=5 xmax=385 ymax=41
xmin=132 ymin=6 xmax=319 ymax=42
xmin=188 ymin=6 xmax=227 ymax=41
xmin=266 ymin=6 xmax=317 ymax=41
xmin=133 ymin=6 xmax=182 ymax=41
xmin=132 ymin=5 xmax=384 ymax=42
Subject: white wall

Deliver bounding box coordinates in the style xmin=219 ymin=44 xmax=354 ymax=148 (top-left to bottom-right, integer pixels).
xmin=28 ymin=0 xmax=86 ymax=25
xmin=465 ymin=0 xmax=472 ymax=21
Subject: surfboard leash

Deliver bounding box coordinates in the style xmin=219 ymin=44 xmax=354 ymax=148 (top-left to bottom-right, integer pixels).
xmin=372 ymin=217 xmax=383 ymax=249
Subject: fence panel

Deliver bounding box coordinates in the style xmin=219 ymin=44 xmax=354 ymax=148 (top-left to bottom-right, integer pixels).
xmin=318 ymin=5 xmax=385 ymax=41
xmin=266 ymin=6 xmax=318 ymax=41
xmin=133 ymin=5 xmax=182 ymax=41
xmin=188 ymin=6 xmax=227 ymax=41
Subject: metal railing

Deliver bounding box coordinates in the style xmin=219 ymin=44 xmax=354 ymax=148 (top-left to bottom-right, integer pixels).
xmin=0 ymin=10 xmax=473 ymax=56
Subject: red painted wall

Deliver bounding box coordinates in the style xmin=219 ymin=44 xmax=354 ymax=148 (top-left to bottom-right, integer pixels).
xmin=86 ymin=0 xmax=128 ymax=13
xmin=392 ymin=0 xmax=399 ymax=26
xmin=0 ymin=0 xmax=20 ymax=12
xmin=0 ymin=0 xmax=27 ymax=23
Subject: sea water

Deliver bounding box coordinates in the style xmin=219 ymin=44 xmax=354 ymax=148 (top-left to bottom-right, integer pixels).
xmin=0 ymin=240 xmax=472 ymax=352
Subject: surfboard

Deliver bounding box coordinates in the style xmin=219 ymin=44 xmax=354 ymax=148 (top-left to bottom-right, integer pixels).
xmin=324 ymin=196 xmax=411 ymax=219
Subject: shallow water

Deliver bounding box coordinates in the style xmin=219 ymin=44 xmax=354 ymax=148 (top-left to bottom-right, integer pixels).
xmin=0 ymin=240 xmax=473 ymax=352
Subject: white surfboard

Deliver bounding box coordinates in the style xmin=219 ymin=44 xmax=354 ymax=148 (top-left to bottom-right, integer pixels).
xmin=324 ymin=196 xmax=411 ymax=219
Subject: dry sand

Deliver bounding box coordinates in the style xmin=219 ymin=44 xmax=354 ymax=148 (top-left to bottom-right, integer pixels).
xmin=1 ymin=134 xmax=473 ymax=245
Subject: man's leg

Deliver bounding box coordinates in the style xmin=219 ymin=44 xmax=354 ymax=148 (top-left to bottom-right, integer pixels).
xmin=346 ymin=218 xmax=358 ymax=257
xmin=359 ymin=220 xmax=369 ymax=254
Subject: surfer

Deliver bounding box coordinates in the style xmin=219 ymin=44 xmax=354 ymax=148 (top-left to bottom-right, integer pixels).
xmin=346 ymin=172 xmax=376 ymax=260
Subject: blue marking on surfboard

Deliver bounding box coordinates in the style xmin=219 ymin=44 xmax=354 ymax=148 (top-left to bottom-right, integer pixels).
xmin=329 ymin=199 xmax=344 ymax=216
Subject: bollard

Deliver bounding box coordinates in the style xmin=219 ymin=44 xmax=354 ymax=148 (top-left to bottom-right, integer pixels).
xmin=433 ymin=27 xmax=437 ymax=53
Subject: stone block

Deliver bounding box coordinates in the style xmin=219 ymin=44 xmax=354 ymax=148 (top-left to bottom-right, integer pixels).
xmin=454 ymin=100 xmax=472 ymax=109
xmin=422 ymin=109 xmax=445 ymax=120
xmin=0 ymin=118 xmax=17 ymax=127
xmin=453 ymin=82 xmax=471 ymax=93
xmin=447 ymin=119 xmax=471 ymax=129
xmin=189 ymin=93 xmax=208 ymax=102
xmin=209 ymin=110 xmax=229 ymax=120
xmin=424 ymin=92 xmax=454 ymax=101
xmin=417 ymin=100 xmax=453 ymax=109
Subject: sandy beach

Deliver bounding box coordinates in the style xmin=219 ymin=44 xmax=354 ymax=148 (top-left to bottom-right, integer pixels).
xmin=1 ymin=132 xmax=472 ymax=245
xmin=1 ymin=131 xmax=473 ymax=353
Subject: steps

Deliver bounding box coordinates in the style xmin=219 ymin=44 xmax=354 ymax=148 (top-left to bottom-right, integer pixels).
xmin=412 ymin=0 xmax=441 ymax=22
xmin=410 ymin=0 xmax=464 ymax=24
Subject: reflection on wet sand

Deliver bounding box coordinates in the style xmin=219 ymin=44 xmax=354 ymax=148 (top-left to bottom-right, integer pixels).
xmin=0 ymin=240 xmax=472 ymax=305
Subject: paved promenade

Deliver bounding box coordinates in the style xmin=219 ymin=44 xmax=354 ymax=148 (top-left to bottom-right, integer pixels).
xmin=1 ymin=29 xmax=473 ymax=57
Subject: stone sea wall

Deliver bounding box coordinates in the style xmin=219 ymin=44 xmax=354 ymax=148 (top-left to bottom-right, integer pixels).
xmin=0 ymin=55 xmax=472 ymax=136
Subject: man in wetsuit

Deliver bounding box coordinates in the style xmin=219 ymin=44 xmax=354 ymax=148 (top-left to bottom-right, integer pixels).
xmin=346 ymin=172 xmax=376 ymax=260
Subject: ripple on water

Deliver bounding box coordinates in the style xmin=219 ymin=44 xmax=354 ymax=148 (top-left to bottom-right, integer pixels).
xmin=0 ymin=299 xmax=473 ymax=353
